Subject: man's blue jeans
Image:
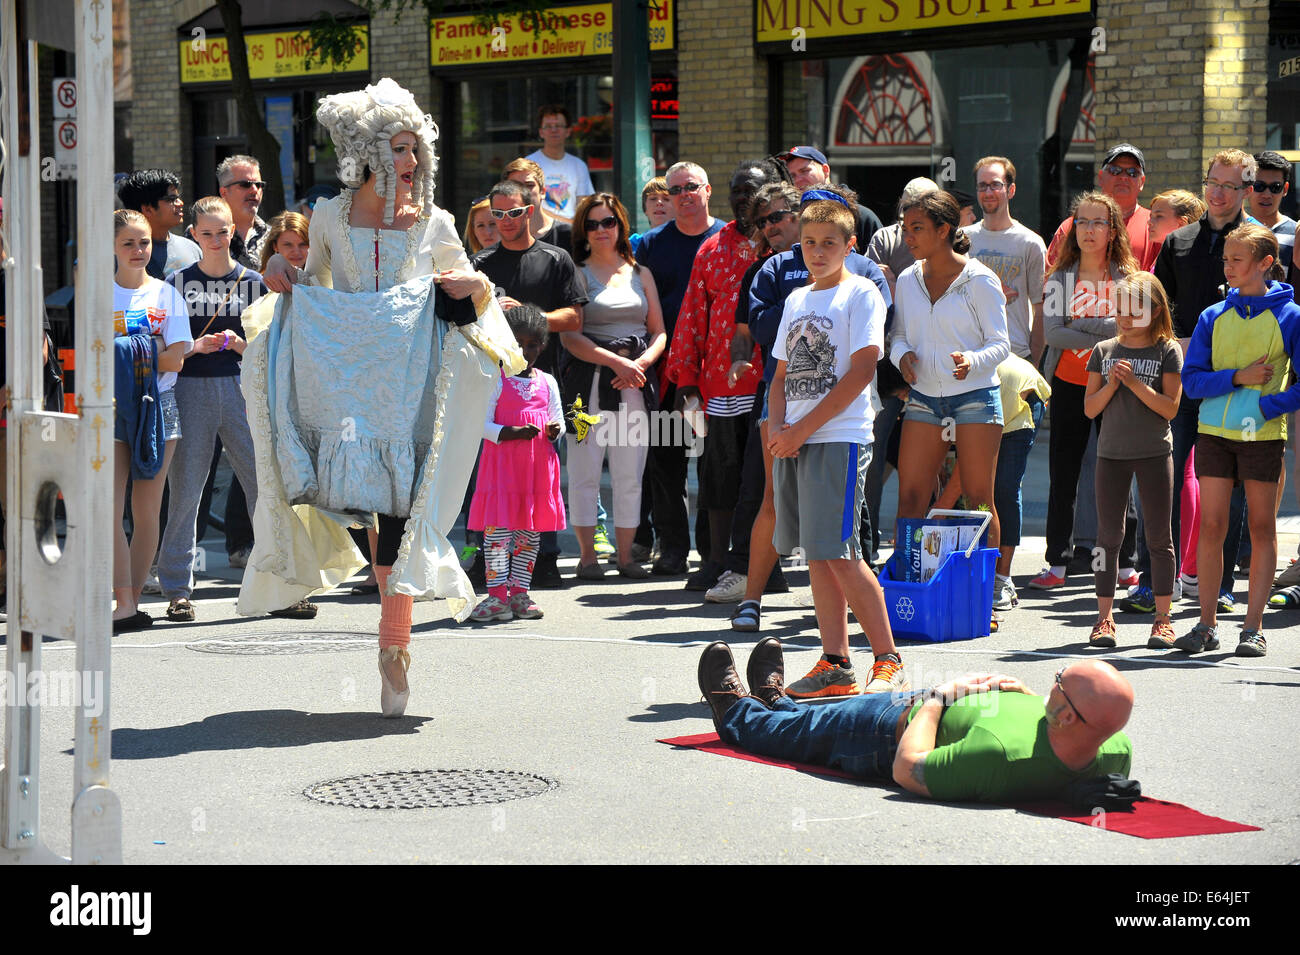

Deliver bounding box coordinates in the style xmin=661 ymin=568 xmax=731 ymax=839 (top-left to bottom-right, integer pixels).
xmin=720 ymin=692 xmax=921 ymax=780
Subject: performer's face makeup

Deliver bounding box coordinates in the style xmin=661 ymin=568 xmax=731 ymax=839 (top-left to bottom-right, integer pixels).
xmin=516 ymin=331 xmax=545 ymax=372
xmin=391 ymin=132 xmax=418 ymax=197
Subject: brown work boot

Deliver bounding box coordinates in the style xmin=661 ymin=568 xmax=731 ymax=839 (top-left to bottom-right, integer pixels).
xmin=745 ymin=637 xmax=786 ymax=708
xmin=697 ymin=642 xmax=749 ymax=734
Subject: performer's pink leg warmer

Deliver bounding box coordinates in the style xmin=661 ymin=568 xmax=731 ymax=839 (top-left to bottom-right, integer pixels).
xmin=374 ymin=565 xmax=413 ymax=649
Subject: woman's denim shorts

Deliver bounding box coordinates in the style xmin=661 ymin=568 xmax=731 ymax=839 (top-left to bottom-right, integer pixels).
xmin=904 ymin=385 xmax=1003 ymax=428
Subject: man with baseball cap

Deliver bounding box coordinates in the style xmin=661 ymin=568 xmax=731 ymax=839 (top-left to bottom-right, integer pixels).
xmin=1046 ymin=143 xmax=1152 ymax=267
xmin=780 ymin=145 xmax=883 ymax=249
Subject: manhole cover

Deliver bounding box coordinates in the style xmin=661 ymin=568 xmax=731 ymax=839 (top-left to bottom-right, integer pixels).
xmin=186 ymin=631 xmax=374 ymax=655
xmin=304 ymin=769 xmax=558 ymax=809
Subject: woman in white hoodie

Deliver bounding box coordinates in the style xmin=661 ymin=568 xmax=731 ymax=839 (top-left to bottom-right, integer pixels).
xmin=890 ymin=191 xmax=1010 ymax=550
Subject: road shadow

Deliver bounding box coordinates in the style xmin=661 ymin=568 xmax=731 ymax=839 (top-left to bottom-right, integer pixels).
xmin=89 ymin=709 xmax=433 ymax=759
xmin=992 ymin=644 xmax=1274 ymax=673
xmin=0 ymin=632 xmax=65 ymax=646
xmin=626 ymin=702 xmax=703 ymax=723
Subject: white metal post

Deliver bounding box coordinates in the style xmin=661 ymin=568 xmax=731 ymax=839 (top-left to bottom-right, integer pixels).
xmin=68 ymin=0 xmax=120 ymax=865
xmin=0 ymin=0 xmax=119 ymax=865
xmin=1 ymin=0 xmax=53 ymax=862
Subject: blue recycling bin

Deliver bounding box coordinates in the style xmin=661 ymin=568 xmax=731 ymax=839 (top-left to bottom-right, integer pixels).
xmin=879 ymin=545 xmax=999 ymax=642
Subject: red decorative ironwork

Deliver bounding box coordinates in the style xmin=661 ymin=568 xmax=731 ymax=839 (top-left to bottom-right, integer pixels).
xmin=1059 ymin=56 xmax=1096 ymax=145
xmin=834 ymin=55 xmax=935 ymax=148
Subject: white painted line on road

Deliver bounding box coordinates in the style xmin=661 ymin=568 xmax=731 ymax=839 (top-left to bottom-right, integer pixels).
xmin=801 ymin=811 xmax=879 ymax=824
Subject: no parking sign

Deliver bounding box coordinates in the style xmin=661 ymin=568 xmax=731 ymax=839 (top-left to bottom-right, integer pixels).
xmin=53 ymin=76 xmax=76 ymax=179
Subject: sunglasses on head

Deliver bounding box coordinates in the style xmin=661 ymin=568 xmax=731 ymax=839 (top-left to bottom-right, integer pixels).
xmin=1252 ymin=180 xmax=1286 ymax=194
xmin=584 ymin=215 xmax=618 ymax=232
xmin=1102 ymin=164 xmax=1142 ymax=179
xmin=224 ymin=179 xmax=266 ymax=191
xmin=667 ymin=182 xmax=704 ymax=196
xmin=489 ymin=206 xmax=531 ymax=220
xmin=754 ymin=209 xmax=795 ymax=229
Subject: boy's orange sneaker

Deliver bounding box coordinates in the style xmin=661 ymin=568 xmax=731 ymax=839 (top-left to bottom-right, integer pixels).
xmin=786 ymin=658 xmax=860 ymax=699
xmin=864 ymin=655 xmax=909 ymax=693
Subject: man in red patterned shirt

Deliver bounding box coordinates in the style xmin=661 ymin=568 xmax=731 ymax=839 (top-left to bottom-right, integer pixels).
xmin=666 ymin=159 xmax=788 ymax=591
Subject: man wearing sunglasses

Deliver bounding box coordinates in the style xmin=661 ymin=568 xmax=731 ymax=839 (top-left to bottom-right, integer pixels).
xmin=665 ymin=159 xmax=788 ymax=593
xmin=779 ymin=146 xmax=883 ymax=250
xmin=118 ymin=168 xmax=201 ymax=280
xmin=472 ymin=179 xmax=588 ymax=588
xmin=1247 ymin=151 xmax=1295 ymax=273
xmin=699 ymin=639 xmax=1134 ymax=802
xmin=636 ymin=161 xmax=726 ymax=576
xmin=1047 ymin=143 xmax=1152 ymax=268
xmin=216 ymin=154 xmax=270 ymax=270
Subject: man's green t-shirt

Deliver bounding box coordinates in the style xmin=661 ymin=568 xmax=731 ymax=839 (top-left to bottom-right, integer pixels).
xmin=908 ymin=691 xmax=1132 ymax=802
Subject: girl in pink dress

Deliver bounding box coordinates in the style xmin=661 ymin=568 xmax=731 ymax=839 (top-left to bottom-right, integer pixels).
xmin=468 ymin=305 xmax=567 ymax=621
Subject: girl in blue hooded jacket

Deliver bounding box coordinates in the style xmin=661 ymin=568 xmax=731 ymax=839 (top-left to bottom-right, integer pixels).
xmin=1179 ymin=224 xmax=1300 ymax=658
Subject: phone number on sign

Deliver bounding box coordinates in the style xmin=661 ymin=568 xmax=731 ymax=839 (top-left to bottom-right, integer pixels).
xmin=593 ymin=25 xmax=667 ymax=51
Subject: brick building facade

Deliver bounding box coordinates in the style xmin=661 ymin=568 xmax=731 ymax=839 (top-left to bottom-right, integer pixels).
xmin=105 ymin=1 xmax=1296 ymax=242
xmin=1093 ymin=0 xmax=1271 ymax=198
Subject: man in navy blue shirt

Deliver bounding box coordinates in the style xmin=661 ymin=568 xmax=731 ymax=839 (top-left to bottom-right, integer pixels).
xmin=636 ymin=161 xmax=726 ymax=574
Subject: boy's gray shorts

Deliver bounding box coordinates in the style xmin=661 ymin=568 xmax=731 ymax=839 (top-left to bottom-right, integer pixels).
xmin=772 ymin=441 xmax=870 ymax=561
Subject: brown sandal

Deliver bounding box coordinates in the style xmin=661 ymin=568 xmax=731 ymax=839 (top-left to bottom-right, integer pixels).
xmin=166 ymin=597 xmax=196 ymax=622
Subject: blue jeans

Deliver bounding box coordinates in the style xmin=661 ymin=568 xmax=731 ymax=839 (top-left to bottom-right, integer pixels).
xmin=994 ymin=397 xmax=1044 ymax=548
xmin=721 ymin=692 xmax=921 ymax=780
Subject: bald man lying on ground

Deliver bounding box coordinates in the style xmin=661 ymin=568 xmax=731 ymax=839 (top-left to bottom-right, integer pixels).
xmin=698 ymin=639 xmax=1134 ymax=802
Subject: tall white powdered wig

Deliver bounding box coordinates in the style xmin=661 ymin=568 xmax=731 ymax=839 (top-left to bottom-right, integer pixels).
xmin=316 ymin=78 xmax=439 ymax=224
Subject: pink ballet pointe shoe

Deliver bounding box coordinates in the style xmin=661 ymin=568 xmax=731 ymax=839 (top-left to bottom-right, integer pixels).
xmin=378 ymin=646 xmax=411 ymax=718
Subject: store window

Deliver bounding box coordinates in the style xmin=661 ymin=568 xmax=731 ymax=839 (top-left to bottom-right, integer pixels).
xmin=779 ymin=39 xmax=1094 ymax=235
xmin=446 ymin=71 xmax=677 ymax=227
xmin=190 ymin=84 xmax=355 ymax=202
xmin=1266 ymin=0 xmax=1300 ymax=219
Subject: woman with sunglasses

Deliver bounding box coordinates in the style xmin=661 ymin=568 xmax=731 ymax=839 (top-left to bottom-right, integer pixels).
xmin=560 ymin=193 xmax=667 ymax=577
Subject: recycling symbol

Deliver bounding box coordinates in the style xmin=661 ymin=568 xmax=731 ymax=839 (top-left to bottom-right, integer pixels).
xmin=895 ymin=596 xmax=916 ymax=622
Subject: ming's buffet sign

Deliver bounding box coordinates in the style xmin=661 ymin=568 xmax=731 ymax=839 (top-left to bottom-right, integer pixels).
xmin=755 ymin=0 xmax=1092 ymax=44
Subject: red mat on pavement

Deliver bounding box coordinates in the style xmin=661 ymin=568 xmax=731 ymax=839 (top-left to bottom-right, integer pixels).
xmin=658 ymin=732 xmax=1261 ymax=839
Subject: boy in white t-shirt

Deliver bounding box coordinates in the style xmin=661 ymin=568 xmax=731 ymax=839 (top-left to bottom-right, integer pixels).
xmin=525 ymin=104 xmax=594 ymax=224
xmin=769 ymin=198 xmax=908 ymax=697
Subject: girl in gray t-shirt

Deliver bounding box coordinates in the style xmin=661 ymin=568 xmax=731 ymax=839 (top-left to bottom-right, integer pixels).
xmin=1082 ymin=272 xmax=1183 ymax=649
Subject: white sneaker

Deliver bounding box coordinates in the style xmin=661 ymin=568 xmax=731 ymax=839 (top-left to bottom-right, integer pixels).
xmin=141 ymin=568 xmax=162 ymax=595
xmin=1173 ymin=577 xmax=1183 ymax=601
xmin=1179 ymin=573 xmax=1198 ymax=599
xmin=993 ymin=577 xmax=1019 ymax=610
xmin=705 ymin=570 xmax=748 ymax=603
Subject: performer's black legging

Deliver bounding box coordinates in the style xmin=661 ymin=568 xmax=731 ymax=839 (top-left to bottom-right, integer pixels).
xmin=375 ymin=514 xmax=408 ymax=566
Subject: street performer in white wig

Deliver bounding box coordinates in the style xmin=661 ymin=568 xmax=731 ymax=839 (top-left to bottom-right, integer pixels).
xmin=254 ymin=78 xmax=523 ymax=717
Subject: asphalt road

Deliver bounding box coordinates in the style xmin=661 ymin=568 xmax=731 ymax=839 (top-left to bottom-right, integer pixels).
xmin=6 ymin=525 xmax=1297 ymax=865
xmin=5 ymin=427 xmax=1298 ymax=865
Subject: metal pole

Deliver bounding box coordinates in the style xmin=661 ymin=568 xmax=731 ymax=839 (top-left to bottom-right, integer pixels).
xmin=612 ymin=0 xmax=653 ymax=232
xmin=68 ymin=0 xmax=119 ymax=865
xmin=1 ymin=0 xmax=53 ymax=861
xmin=1 ymin=0 xmax=119 ymax=865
